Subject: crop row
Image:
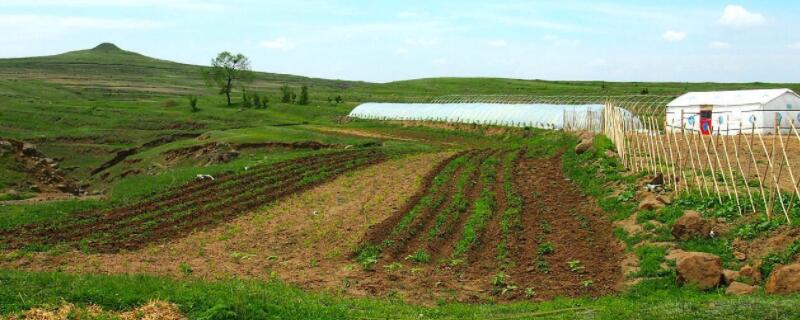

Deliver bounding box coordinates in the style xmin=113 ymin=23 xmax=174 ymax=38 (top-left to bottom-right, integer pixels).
xmin=3 ymin=149 xmax=386 ymax=252
xmin=496 ymin=151 xmax=522 ymax=265
xmin=452 ymin=155 xmax=500 ymax=258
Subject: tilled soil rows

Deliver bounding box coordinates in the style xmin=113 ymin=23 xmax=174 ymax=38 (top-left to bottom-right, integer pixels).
xmin=359 ymin=149 xmax=622 ymax=301
xmin=1 ymin=149 xmax=387 ymax=253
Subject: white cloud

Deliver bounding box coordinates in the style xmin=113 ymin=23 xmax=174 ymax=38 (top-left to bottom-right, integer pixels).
xmin=488 ymin=39 xmax=507 ymax=48
xmin=718 ymin=5 xmax=766 ymax=28
xmin=709 ymin=41 xmax=731 ymax=49
xmin=662 ymin=30 xmax=686 ymax=42
xmin=789 ymin=42 xmax=800 ymax=49
xmin=0 ymin=14 xmax=163 ymax=29
xmin=394 ymin=47 xmax=409 ymax=55
xmin=259 ymin=37 xmax=297 ymax=51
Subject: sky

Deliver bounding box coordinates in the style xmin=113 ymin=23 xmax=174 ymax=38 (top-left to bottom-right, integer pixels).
xmin=1 ymin=0 xmax=799 ymax=83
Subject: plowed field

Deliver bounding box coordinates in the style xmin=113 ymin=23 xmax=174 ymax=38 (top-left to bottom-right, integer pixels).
xmin=359 ymin=149 xmax=622 ymax=300
xmin=1 ymin=149 xmax=386 ymax=253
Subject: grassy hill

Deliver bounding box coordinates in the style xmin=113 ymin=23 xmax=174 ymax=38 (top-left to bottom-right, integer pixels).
xmin=2 ymin=44 xmax=800 ymax=319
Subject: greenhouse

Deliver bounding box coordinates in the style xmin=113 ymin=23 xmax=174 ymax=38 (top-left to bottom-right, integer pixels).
xmin=348 ymin=103 xmax=605 ymax=130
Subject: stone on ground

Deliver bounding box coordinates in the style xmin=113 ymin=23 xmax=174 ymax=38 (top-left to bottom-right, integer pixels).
xmin=676 ymin=252 xmax=722 ymax=290
xmin=638 ymin=194 xmax=664 ymax=211
xmin=765 ymin=263 xmax=800 ymax=295
xmin=671 ymin=210 xmax=710 ymax=241
xmin=726 ymin=282 xmax=757 ymax=295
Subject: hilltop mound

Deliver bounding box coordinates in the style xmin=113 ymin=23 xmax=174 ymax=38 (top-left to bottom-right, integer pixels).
xmin=91 ymin=42 xmax=123 ymax=52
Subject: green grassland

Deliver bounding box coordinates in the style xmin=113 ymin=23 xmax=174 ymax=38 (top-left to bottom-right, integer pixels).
xmin=2 ymin=44 xmax=800 ymax=318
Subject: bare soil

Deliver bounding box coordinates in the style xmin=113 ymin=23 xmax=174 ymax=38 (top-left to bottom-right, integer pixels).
xmin=1 ymin=151 xmax=623 ymax=304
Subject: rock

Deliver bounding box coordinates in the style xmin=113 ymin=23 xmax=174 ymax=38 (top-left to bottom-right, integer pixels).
xmin=604 ymin=150 xmax=617 ymax=158
xmin=676 ymin=252 xmax=723 ymax=290
xmin=575 ymin=139 xmax=593 ymax=154
xmin=734 ymin=251 xmax=747 ymax=261
xmin=723 ymin=269 xmax=740 ymax=285
xmin=765 ymin=264 xmax=800 ymax=295
xmin=649 ymin=173 xmax=664 ymax=186
xmin=666 ymin=249 xmax=689 ymax=261
xmin=0 ymin=140 xmax=12 ymax=150
xmin=726 ymin=282 xmax=757 ymax=295
xmin=656 ymin=194 xmax=672 ymax=205
xmin=739 ymin=265 xmax=761 ymax=283
xmin=21 ymin=143 xmax=39 ymax=156
xmin=638 ymin=194 xmax=665 ymax=211
xmin=672 ymin=210 xmax=711 ymax=241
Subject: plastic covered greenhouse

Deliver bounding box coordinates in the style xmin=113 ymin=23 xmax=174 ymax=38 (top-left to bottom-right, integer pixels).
xmin=348 ymin=103 xmax=605 ymax=130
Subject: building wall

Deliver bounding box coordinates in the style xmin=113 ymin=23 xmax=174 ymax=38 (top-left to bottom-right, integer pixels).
xmin=666 ymin=93 xmax=800 ymax=135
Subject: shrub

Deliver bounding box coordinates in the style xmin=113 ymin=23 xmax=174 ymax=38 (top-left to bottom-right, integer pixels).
xmin=187 ymin=96 xmax=199 ymax=112
xmin=298 ymin=85 xmax=309 ymax=105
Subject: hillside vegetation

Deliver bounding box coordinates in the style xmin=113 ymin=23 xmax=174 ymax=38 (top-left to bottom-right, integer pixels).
xmin=2 ymin=44 xmax=800 ymax=319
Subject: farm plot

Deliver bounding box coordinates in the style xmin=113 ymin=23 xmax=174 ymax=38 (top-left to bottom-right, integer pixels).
xmin=359 ymin=149 xmax=622 ymax=300
xmin=0 ymin=148 xmax=387 ymax=253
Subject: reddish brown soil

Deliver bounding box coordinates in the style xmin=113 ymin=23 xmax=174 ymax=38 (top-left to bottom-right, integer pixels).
xmin=358 ymin=150 xmax=622 ymax=301
xmin=0 ymin=149 xmax=386 ymax=253
xmin=505 ymin=153 xmax=623 ymax=299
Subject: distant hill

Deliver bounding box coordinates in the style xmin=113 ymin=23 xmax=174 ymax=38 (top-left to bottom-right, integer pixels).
xmin=0 ymin=43 xmax=798 ymax=101
xmin=0 ymin=43 xmax=364 ymax=99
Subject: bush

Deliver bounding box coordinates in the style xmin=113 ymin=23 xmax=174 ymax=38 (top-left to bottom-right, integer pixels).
xmin=252 ymin=93 xmax=262 ymax=108
xmin=298 ymin=85 xmax=309 ymax=105
xmin=187 ymin=96 xmax=199 ymax=112
xmin=279 ymin=85 xmax=293 ymax=103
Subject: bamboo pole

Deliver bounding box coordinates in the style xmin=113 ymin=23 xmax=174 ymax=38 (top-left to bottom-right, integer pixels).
xmin=654 ymin=117 xmax=672 ymax=188
xmin=784 ymin=120 xmax=800 ymax=216
xmin=671 ymin=119 xmax=689 ymax=193
xmin=699 ymin=129 xmax=723 ymax=202
xmin=664 ymin=117 xmax=680 ymax=193
xmin=732 ymin=123 xmax=757 ymax=213
xmin=720 ymin=129 xmax=741 ymax=212
xmin=742 ymin=124 xmax=771 ymax=220
xmin=684 ymin=123 xmax=704 ymax=196
xmin=712 ymin=126 xmax=733 ymax=199
xmin=756 ymin=129 xmax=790 ymax=223
xmin=775 ymin=120 xmax=799 ymax=201
xmin=692 ymin=126 xmax=711 ymax=197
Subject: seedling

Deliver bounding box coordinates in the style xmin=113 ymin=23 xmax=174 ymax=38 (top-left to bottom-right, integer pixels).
xmin=405 ymin=250 xmax=431 ymax=264
xmin=537 ymin=242 xmax=555 ymax=255
xmin=568 ymin=260 xmax=585 ymax=273
xmin=535 ymin=259 xmax=550 ymax=273
xmin=384 ymin=262 xmax=403 ymax=272
xmin=525 ymin=287 xmax=536 ymax=298
xmin=582 ymin=280 xmax=594 ymax=289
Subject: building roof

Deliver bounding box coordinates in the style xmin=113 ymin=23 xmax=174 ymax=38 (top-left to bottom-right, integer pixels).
xmin=667 ymin=88 xmax=798 ymax=107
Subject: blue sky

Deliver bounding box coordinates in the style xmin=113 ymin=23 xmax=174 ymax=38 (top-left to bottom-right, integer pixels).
xmin=1 ymin=0 xmax=799 ymax=83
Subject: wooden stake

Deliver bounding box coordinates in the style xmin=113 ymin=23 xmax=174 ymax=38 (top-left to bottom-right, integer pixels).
xmin=742 ymin=127 xmax=771 ymax=220
xmin=732 ymin=123 xmax=757 ymax=213
xmin=699 ymin=129 xmax=723 ymax=202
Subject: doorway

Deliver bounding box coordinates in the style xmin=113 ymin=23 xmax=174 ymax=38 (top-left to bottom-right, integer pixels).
xmin=699 ymin=106 xmax=713 ymax=135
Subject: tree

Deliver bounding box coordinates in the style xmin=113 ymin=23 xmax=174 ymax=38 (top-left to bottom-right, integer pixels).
xmin=335 ymin=95 xmax=343 ymax=104
xmin=279 ymin=85 xmax=293 ymax=103
xmin=262 ymin=96 xmax=269 ymax=109
xmin=187 ymin=95 xmax=199 ymax=112
xmin=203 ymin=52 xmax=254 ymax=106
xmin=298 ymin=85 xmax=309 ymax=105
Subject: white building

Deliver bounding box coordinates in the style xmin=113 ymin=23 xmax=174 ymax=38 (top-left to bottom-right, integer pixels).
xmin=666 ymin=89 xmax=800 ymax=135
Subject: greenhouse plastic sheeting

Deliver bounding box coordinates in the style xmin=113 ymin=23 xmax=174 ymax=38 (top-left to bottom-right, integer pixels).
xmin=348 ymin=103 xmax=605 ymax=129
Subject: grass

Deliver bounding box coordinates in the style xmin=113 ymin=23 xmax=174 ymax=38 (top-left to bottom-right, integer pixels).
xmin=635 ymin=245 xmax=669 ymax=278
xmin=4 ymin=44 xmax=800 ymax=318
